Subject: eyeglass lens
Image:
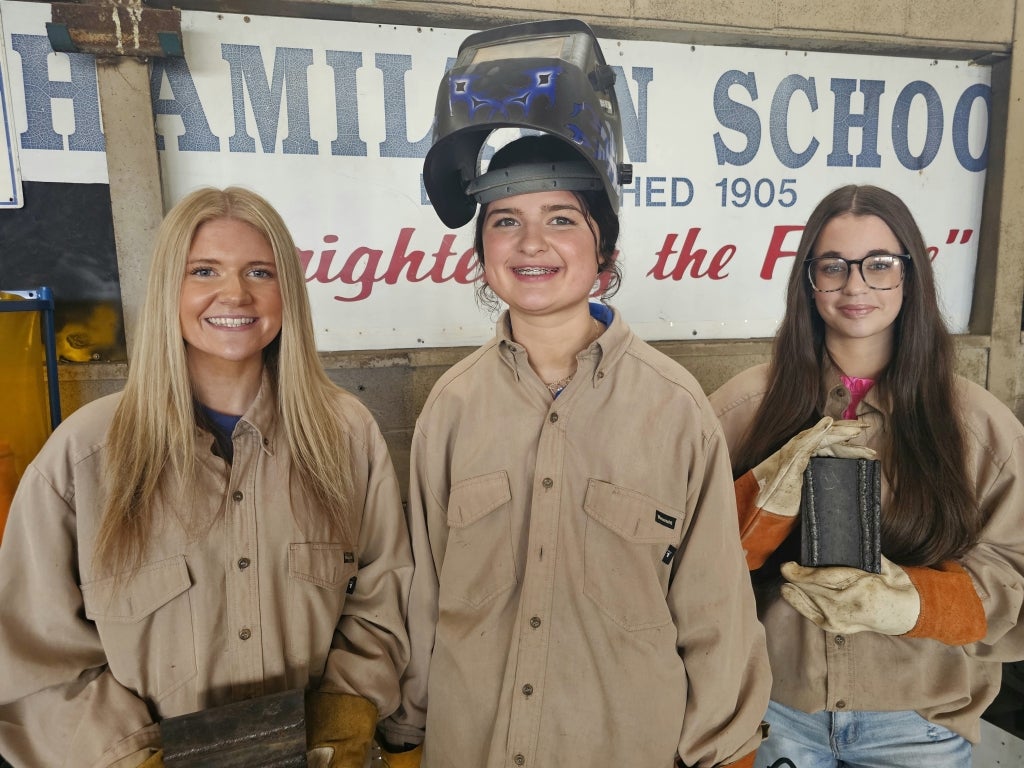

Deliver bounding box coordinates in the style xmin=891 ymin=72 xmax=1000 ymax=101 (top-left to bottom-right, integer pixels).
xmin=808 ymin=255 xmax=906 ymax=292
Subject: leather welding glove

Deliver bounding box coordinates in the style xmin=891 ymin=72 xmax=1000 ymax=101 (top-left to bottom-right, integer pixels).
xmin=306 ymin=691 xmax=378 ymax=768
xmin=780 ymin=556 xmax=987 ymax=644
xmin=381 ymin=743 xmax=423 ymax=767
xmin=138 ymin=750 xmax=164 ymax=768
xmin=736 ymin=417 xmax=874 ymax=569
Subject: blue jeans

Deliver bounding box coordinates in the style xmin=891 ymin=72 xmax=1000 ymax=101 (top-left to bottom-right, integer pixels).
xmin=755 ymin=700 xmax=972 ymax=768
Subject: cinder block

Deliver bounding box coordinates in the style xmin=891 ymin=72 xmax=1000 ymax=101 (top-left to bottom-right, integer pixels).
xmin=907 ymin=0 xmax=1013 ymax=46
xmin=477 ymin=0 xmax=610 ymax=18
xmin=635 ymin=0 xmax=777 ymax=29
xmin=778 ymin=0 xmax=908 ymax=36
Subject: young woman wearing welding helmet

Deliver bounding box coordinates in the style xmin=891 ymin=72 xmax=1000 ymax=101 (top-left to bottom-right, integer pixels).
xmin=379 ymin=19 xmax=771 ymax=768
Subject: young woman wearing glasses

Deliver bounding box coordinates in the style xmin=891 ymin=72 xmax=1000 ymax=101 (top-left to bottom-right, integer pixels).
xmin=710 ymin=184 xmax=1024 ymax=767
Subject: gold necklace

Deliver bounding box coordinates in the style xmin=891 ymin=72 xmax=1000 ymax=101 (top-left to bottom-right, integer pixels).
xmin=543 ymin=318 xmax=606 ymax=397
xmin=545 ymin=374 xmax=575 ymax=396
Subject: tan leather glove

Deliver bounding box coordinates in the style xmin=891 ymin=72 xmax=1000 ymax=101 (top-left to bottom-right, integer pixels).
xmin=138 ymin=750 xmax=164 ymax=768
xmin=306 ymin=691 xmax=378 ymax=768
xmin=737 ymin=417 xmax=873 ymax=568
xmin=382 ymin=743 xmax=423 ymax=768
xmin=781 ymin=556 xmax=987 ymax=644
xmin=781 ymin=556 xmax=920 ymax=634
xmin=752 ymin=417 xmax=873 ymax=516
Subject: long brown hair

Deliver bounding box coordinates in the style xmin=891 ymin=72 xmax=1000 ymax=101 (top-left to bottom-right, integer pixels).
xmin=733 ymin=185 xmax=980 ymax=566
xmin=95 ymin=187 xmax=356 ymax=576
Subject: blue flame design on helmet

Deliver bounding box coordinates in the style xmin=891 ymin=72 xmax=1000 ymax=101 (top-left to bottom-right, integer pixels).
xmin=450 ymin=65 xmax=560 ymax=120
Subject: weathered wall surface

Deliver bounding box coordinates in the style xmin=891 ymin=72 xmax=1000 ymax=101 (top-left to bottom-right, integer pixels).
xmin=56 ymin=0 xmax=1024 ymax=496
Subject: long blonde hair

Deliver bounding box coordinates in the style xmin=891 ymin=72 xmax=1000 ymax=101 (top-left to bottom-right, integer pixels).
xmin=95 ymin=187 xmax=356 ymax=575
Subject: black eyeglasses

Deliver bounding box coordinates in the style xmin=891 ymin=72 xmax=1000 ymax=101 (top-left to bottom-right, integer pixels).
xmin=806 ymin=254 xmax=911 ymax=292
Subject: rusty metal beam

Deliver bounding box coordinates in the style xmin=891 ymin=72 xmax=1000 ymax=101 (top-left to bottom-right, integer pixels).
xmin=47 ymin=1 xmax=182 ymax=59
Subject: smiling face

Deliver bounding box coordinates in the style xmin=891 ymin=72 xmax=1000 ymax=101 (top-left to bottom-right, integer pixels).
xmin=179 ymin=217 xmax=283 ymax=378
xmin=480 ymin=189 xmax=600 ymax=321
xmin=811 ymin=212 xmax=904 ymax=353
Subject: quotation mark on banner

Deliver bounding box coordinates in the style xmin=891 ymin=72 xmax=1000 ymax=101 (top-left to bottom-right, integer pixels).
xmin=947 ymin=229 xmax=974 ymax=244
xmin=927 ymin=229 xmax=975 ymax=261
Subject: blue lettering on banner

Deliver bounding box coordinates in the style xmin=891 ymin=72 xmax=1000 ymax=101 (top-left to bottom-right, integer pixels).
xmin=6 ymin=32 xmax=989 ymax=177
xmin=671 ymin=177 xmax=695 ymax=206
xmin=151 ymin=57 xmax=220 ymax=152
xmin=827 ymin=77 xmax=884 ymax=168
xmin=621 ymin=176 xmax=695 ymax=207
xmin=377 ymin=53 xmax=431 ymax=158
xmin=716 ymin=177 xmax=798 ymax=208
xmin=770 ymin=74 xmax=819 ymax=169
xmin=325 ymin=50 xmax=367 ymax=157
xmin=221 ymin=43 xmax=317 ymax=155
xmin=613 ymin=65 xmax=653 ymax=163
xmin=711 ymin=69 xmax=990 ymax=172
xmin=713 ymin=70 xmax=760 ymax=166
xmin=952 ymin=83 xmax=990 ymax=172
xmin=891 ymin=80 xmax=942 ymax=171
xmin=11 ymin=34 xmax=104 ymax=151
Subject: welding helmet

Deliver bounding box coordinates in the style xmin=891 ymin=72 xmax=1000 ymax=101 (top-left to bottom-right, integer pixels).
xmin=423 ymin=18 xmax=633 ymax=228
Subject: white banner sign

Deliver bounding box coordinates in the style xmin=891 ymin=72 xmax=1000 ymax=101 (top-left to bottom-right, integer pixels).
xmin=1 ymin=2 xmax=990 ymax=349
xmin=0 ymin=4 xmax=23 ymax=208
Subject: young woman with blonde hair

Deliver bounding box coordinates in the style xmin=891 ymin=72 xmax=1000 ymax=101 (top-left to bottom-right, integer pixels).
xmin=0 ymin=187 xmax=416 ymax=768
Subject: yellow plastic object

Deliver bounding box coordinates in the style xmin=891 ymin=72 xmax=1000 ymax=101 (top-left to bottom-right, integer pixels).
xmin=0 ymin=441 xmax=16 ymax=540
xmin=0 ymin=294 xmax=52 ymax=539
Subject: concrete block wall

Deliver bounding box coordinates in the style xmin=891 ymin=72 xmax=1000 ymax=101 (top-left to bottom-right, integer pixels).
xmin=274 ymin=0 xmax=1016 ymax=53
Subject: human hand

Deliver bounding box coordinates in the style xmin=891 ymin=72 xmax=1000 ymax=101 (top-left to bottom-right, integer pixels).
xmin=751 ymin=417 xmax=873 ymax=518
xmin=814 ymin=419 xmax=876 ymax=460
xmin=306 ymin=691 xmax=378 ymax=768
xmin=307 ymin=746 xmax=334 ymax=768
xmin=780 ymin=556 xmax=920 ymax=635
xmin=381 ymin=743 xmax=423 ymax=767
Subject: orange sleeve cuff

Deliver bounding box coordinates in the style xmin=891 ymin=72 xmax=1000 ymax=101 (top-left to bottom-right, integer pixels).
xmin=735 ymin=471 xmax=798 ymax=570
xmin=676 ymin=749 xmax=756 ymax=768
xmin=735 ymin=471 xmax=761 ymax=533
xmin=903 ymin=561 xmax=987 ymax=645
xmin=721 ymin=750 xmax=756 ymax=768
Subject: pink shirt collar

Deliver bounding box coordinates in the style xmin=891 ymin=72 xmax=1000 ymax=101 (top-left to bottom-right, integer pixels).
xmin=840 ymin=374 xmax=875 ymax=419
